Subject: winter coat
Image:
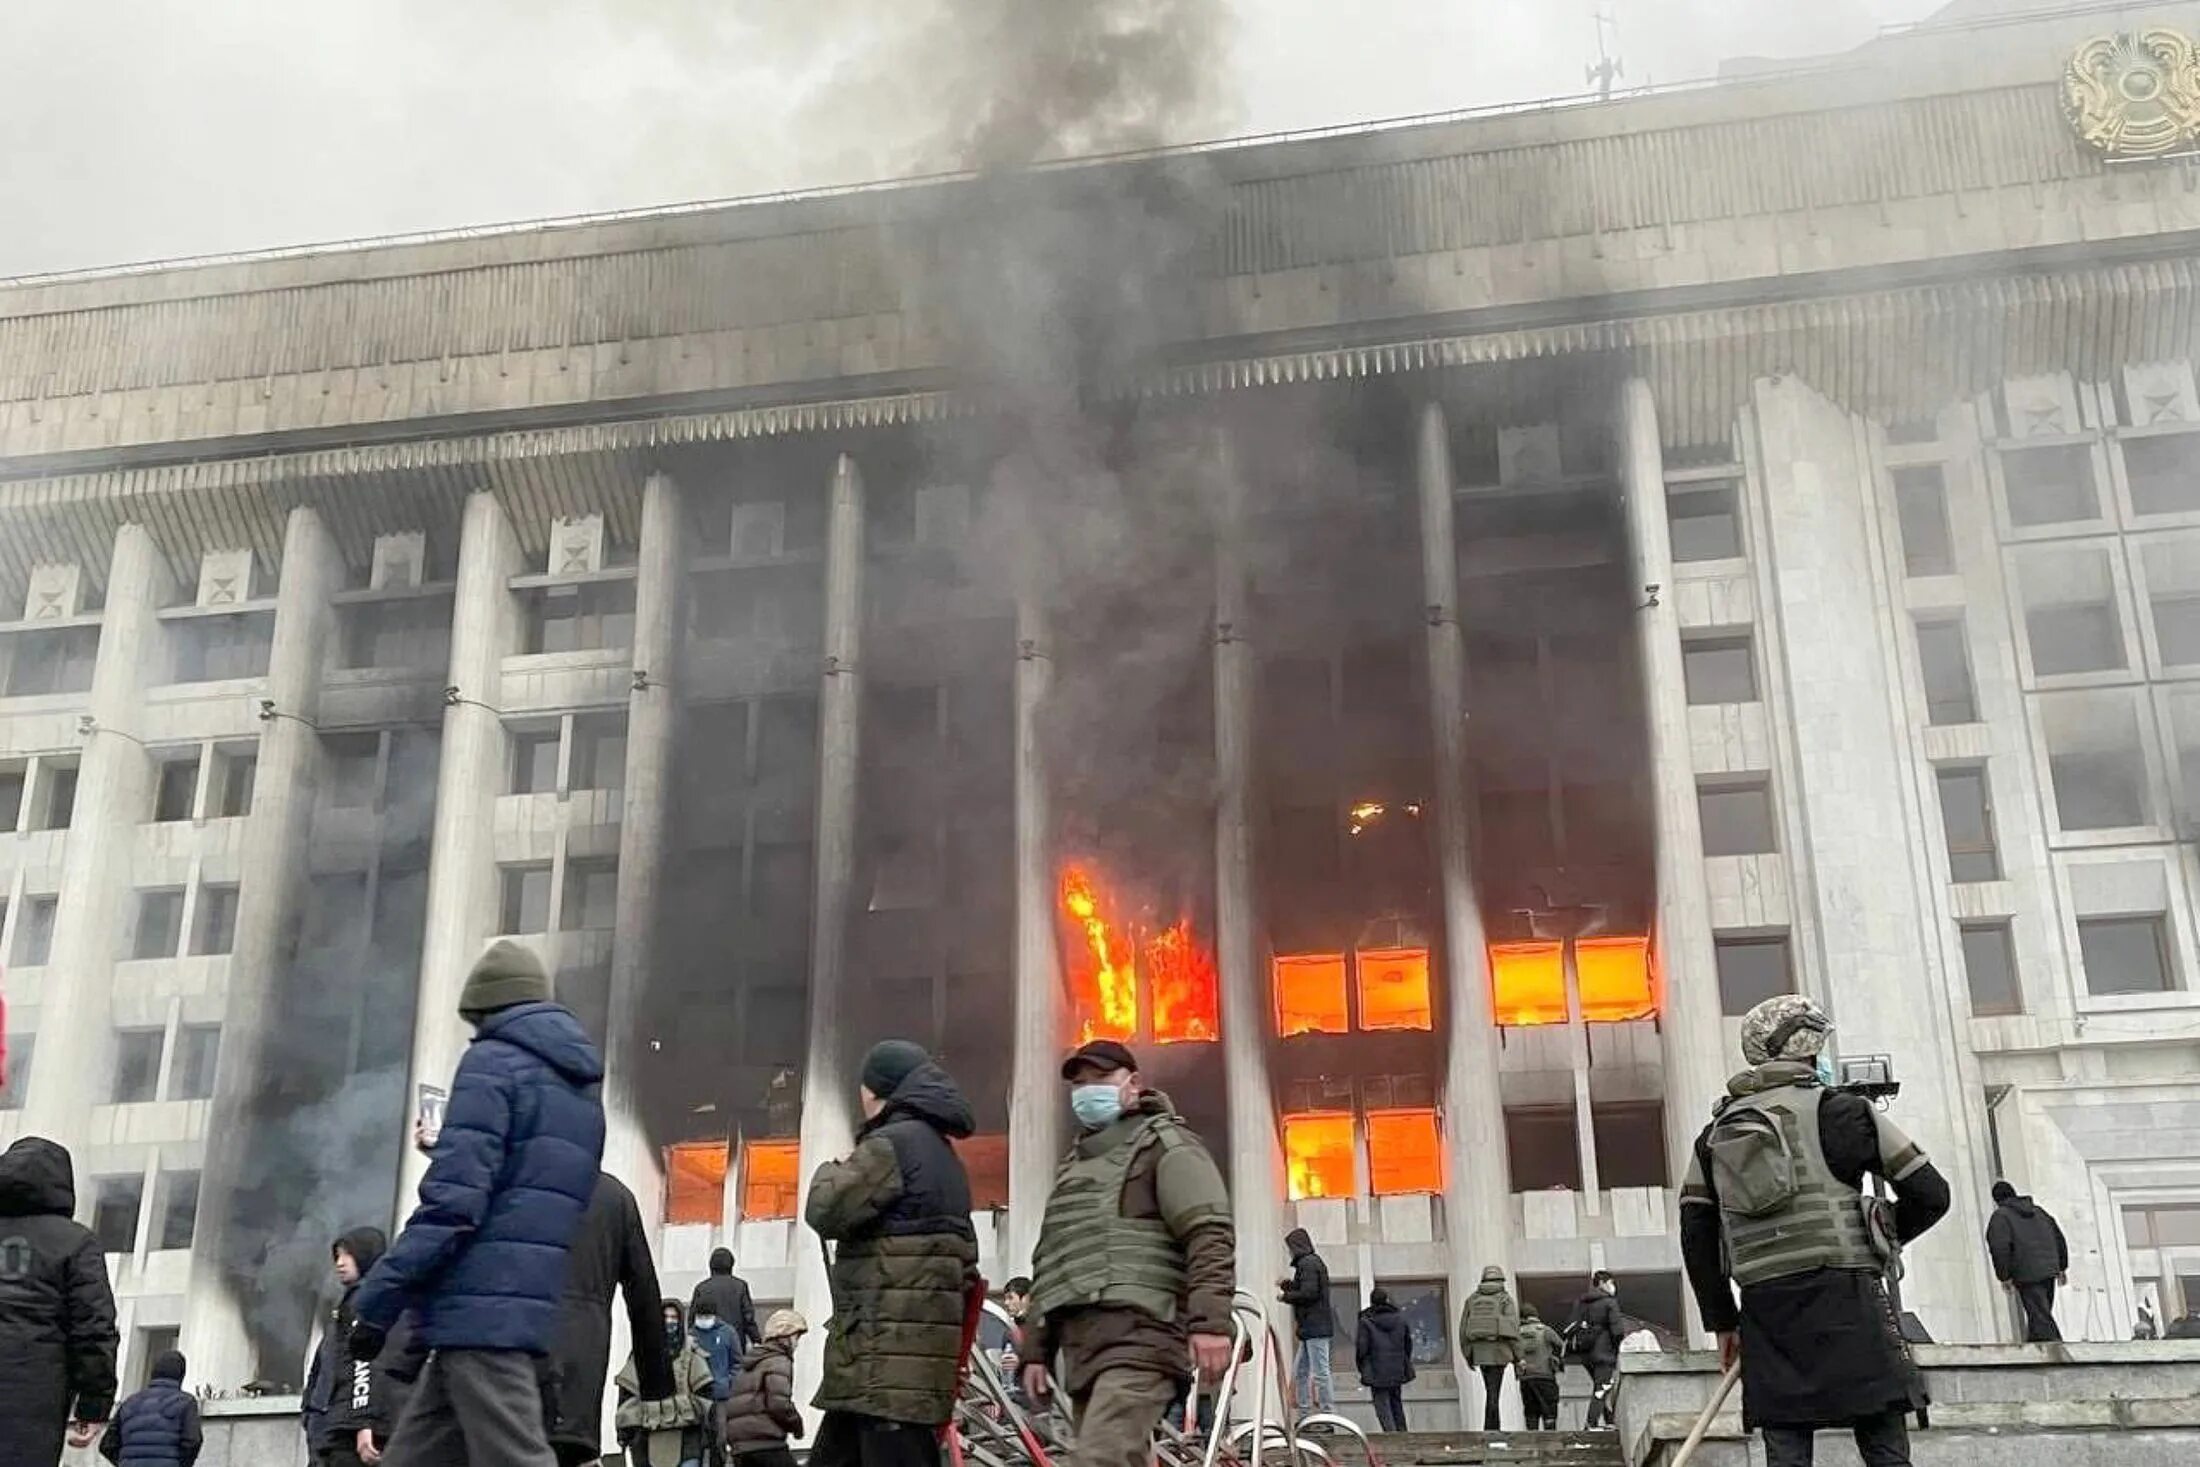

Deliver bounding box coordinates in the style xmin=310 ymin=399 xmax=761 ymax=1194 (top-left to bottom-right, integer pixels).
xmin=327 ymin=1309 xmax=424 ymax=1448
xmin=615 ymin=1305 xmax=718 ymax=1467
xmin=1353 ymin=1302 xmax=1416 ymax=1389
xmin=97 ymin=1373 xmax=201 ymax=1467
xmin=0 ymin=1137 xmax=119 ymax=1467
xmin=1564 ymin=1290 xmax=1625 ymax=1369
xmin=353 ymin=1000 xmax=606 ymax=1353
xmin=1986 ymin=1195 xmax=2068 ymax=1285
xmin=1679 ymin=1067 xmax=1952 ymax=1430
xmin=547 ymin=1173 xmax=674 ymax=1458
xmin=692 ymin=1251 xmax=761 ymax=1353
xmin=1458 ymin=1277 xmax=1520 ymax=1368
xmin=1516 ymin=1319 xmax=1565 ymax=1381
xmin=1280 ymin=1229 xmax=1334 ymax=1339
xmin=692 ymin=1318 xmax=738 ymax=1399
xmin=302 ymin=1226 xmax=386 ymax=1450
xmin=805 ymin=1059 xmax=979 ymax=1425
xmin=720 ymin=1339 xmax=804 ymax=1456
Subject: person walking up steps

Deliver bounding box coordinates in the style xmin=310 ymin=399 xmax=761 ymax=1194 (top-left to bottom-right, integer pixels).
xmin=1515 ymin=1304 xmax=1564 ymax=1431
xmin=1985 ymin=1181 xmax=2068 ymax=1343
xmin=1354 ymin=1288 xmax=1414 ymax=1433
xmin=1458 ymin=1265 xmax=1519 ymax=1432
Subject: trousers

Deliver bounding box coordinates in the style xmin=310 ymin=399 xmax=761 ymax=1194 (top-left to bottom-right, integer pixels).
xmin=1477 ymin=1365 xmax=1507 ymax=1430
xmin=1761 ymin=1409 xmax=1912 ymax=1467
xmin=1067 ymin=1365 xmax=1179 ymax=1467
xmin=1369 ymin=1386 xmax=1406 ymax=1432
xmin=1582 ymin=1362 xmax=1618 ymax=1428
xmin=1292 ymin=1340 xmax=1334 ymax=1413
xmin=382 ymin=1349 xmax=557 ymax=1467
xmin=2015 ymin=1281 xmax=2062 ymax=1342
xmin=808 ymin=1412 xmax=940 ymax=1467
xmin=1519 ymin=1376 xmax=1560 ymax=1430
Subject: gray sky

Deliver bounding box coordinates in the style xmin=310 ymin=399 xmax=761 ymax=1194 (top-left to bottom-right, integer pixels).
xmin=1 ymin=0 xmax=1940 ymax=279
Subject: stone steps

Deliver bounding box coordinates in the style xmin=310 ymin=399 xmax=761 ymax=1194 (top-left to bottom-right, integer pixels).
xmin=1344 ymin=1430 xmax=1624 ymax=1465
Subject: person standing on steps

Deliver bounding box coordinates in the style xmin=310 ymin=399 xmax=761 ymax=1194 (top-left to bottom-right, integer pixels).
xmin=1514 ymin=1304 xmax=1564 ymax=1431
xmin=718 ymin=1311 xmax=808 ymax=1467
xmin=0 ymin=1136 xmax=119 ymax=1467
xmin=547 ymin=1171 xmax=675 ymax=1467
xmin=1985 ymin=1181 xmax=2068 ymax=1343
xmin=1278 ymin=1228 xmax=1335 ymax=1416
xmin=690 ymin=1250 xmax=760 ymax=1360
xmin=1353 ymin=1288 xmax=1415 ymax=1433
xmin=1457 ymin=1265 xmax=1520 ymax=1432
xmin=1565 ymin=1272 xmax=1625 ymax=1430
xmin=1680 ymin=994 xmax=1951 ymax=1467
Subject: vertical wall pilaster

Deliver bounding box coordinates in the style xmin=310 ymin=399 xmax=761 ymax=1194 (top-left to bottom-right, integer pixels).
xmin=1007 ymin=589 xmax=1061 ymax=1277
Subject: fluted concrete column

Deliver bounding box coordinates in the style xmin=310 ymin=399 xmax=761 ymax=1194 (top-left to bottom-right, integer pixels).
xmin=1616 ymin=379 xmax=1726 ymax=1302
xmin=1007 ymin=590 xmax=1062 ymax=1277
xmin=399 ymin=491 xmax=525 ymax=1206
xmin=23 ymin=525 xmax=172 ymax=1142
xmin=1417 ymin=402 xmax=1513 ymax=1423
xmin=182 ymin=505 xmax=342 ymax=1389
xmin=1214 ymin=435 xmax=1284 ymax=1326
xmin=792 ymin=452 xmax=865 ymax=1411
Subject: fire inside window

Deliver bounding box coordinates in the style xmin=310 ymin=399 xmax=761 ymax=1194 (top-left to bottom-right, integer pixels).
xmin=1058 ymin=863 xmax=1218 ymax=1044
xmin=663 ymin=1140 xmax=729 ymax=1226
xmin=1489 ymin=937 xmax=1655 ymax=1026
xmin=1489 ymin=942 xmax=1566 ymax=1026
xmin=1356 ymin=948 xmax=1433 ymax=1031
xmin=1366 ymin=1109 xmax=1443 ymax=1195
xmin=740 ymin=1139 xmax=801 ymax=1221
xmin=1274 ymin=954 xmax=1350 ymax=1036
xmin=959 ymin=1133 xmax=1010 ymax=1210
xmin=1282 ymin=1112 xmax=1355 ymax=1199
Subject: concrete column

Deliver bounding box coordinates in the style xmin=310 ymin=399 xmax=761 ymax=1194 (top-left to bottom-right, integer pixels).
xmin=1745 ymin=375 xmax=1997 ymax=1341
xmin=1416 ymin=401 xmax=1514 ymax=1422
xmin=23 ymin=524 xmax=172 ymax=1142
xmin=792 ymin=452 xmax=865 ymax=1408
xmin=1007 ymin=590 xmax=1062 ymax=1277
xmin=398 ymin=491 xmax=525 ymax=1206
xmin=602 ymin=471 xmax=686 ymax=1212
xmin=1213 ymin=433 xmax=1286 ymax=1328
xmin=182 ymin=505 xmax=342 ymax=1389
xmin=1617 ymin=378 xmax=1727 ymax=1319
xmin=1561 ymin=940 xmax=1602 ymax=1209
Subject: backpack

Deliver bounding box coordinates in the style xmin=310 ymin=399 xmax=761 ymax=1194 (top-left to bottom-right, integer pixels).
xmin=1560 ymin=1314 xmax=1594 ymax=1360
xmin=1705 ymin=1101 xmax=1799 ymax=1219
xmin=1461 ymin=1291 xmax=1507 ymax=1341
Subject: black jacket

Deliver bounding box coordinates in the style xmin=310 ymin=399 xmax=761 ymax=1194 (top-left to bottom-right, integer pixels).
xmin=1565 ymin=1290 xmax=1625 ymax=1368
xmin=99 ymin=1366 xmax=201 ymax=1467
xmin=302 ymin=1226 xmax=386 ymax=1450
xmin=1986 ymin=1196 xmax=2067 ymax=1285
xmin=691 ymin=1248 xmax=760 ymax=1354
xmin=0 ymin=1137 xmax=119 ymax=1467
xmin=1353 ymin=1302 xmax=1415 ymax=1388
xmin=547 ymin=1173 xmax=673 ymax=1457
xmin=1280 ymin=1230 xmax=1333 ymax=1339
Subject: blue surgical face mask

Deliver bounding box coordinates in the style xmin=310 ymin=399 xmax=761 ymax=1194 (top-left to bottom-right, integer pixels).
xmin=1070 ymin=1083 xmax=1125 ymax=1130
xmin=1813 ymin=1052 xmax=1838 ymax=1087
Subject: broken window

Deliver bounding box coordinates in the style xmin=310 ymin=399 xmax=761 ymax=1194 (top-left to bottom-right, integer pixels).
xmin=1355 ymin=948 xmax=1432 ymax=1032
xmin=1576 ymin=935 xmax=1654 ymax=1022
xmin=663 ymin=1141 xmax=728 ymax=1226
xmin=1366 ymin=1109 xmax=1442 ymax=1196
xmin=741 ymin=1139 xmax=801 ymax=1220
xmin=1591 ymin=1101 xmax=1669 ymax=1189
xmin=1490 ymin=941 xmax=1565 ymax=1027
xmin=1273 ymin=953 xmax=1349 ymax=1037
xmin=1505 ymin=1106 xmax=1582 ymax=1192
xmin=1282 ymin=1112 xmax=1355 ymax=1200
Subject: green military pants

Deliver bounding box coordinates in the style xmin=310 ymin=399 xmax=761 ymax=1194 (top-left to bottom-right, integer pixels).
xmin=1069 ymin=1366 xmax=1181 ymax=1467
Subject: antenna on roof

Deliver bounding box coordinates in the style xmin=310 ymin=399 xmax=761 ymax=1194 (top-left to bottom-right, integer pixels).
xmin=1586 ymin=5 xmax=1624 ymax=100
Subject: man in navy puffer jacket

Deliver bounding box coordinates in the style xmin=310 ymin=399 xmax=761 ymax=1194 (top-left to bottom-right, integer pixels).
xmin=98 ymin=1349 xmax=200 ymax=1467
xmin=350 ymin=939 xmax=605 ymax=1466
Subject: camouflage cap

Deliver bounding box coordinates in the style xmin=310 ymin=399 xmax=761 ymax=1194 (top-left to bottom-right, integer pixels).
xmin=1739 ymin=993 xmax=1832 ymax=1064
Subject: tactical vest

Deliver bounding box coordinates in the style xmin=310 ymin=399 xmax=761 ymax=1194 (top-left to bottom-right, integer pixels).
xmin=1026 ymin=1114 xmax=1192 ymax=1325
xmin=1713 ymin=1082 xmax=1879 ymax=1286
xmin=1461 ymin=1290 xmax=1509 ymax=1340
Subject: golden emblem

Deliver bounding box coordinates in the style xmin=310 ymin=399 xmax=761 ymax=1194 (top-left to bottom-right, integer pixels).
xmin=2065 ymin=29 xmax=2200 ymax=159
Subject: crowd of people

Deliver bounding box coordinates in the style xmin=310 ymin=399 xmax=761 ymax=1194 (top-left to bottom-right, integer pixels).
xmin=7 ymin=947 xmax=2200 ymax=1466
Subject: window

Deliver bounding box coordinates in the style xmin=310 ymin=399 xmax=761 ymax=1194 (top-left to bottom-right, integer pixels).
xmin=91 ymin=1176 xmax=144 ymax=1254
xmin=1682 ymin=637 xmax=1757 ymax=705
xmin=509 ymin=727 xmax=561 ymax=796
xmin=1893 ymin=466 xmax=1956 ymax=575
xmin=570 ymin=714 xmax=627 ymax=792
xmin=1668 ymin=484 xmax=1741 ymax=562
xmin=740 ymin=1139 xmax=801 ymax=1220
xmin=1960 ymin=923 xmax=2021 ymax=1016
xmin=2 ymin=626 xmax=99 ymax=697
xmin=1366 ymin=1110 xmax=1442 ymax=1195
xmin=2003 ymin=443 xmax=2098 ymax=526
xmin=152 ymin=756 xmax=199 ymax=823
xmin=1698 ymin=778 xmax=1777 ymax=857
xmin=1715 ymin=935 xmax=1793 ymax=1015
xmin=337 ymin=597 xmax=453 ymax=672
xmin=36 ymin=767 xmax=76 ymax=830
xmin=111 ymin=1031 xmax=163 ymax=1104
xmin=2051 ymin=750 xmax=2148 ymax=830
xmin=1371 ymin=1280 xmax=1452 ymax=1367
xmin=0 ymin=1033 xmax=32 ymax=1109
xmin=168 ymin=1025 xmax=219 ymax=1101
xmin=169 ymin=613 xmax=273 ymax=683
xmin=213 ymin=751 xmax=255 ymax=818
xmin=1273 ymin=954 xmax=1348 ymax=1037
xmin=13 ymin=895 xmax=56 ymax=966
xmin=154 ymin=1172 xmax=198 ymax=1250
xmin=133 ymin=890 xmax=186 ymax=960
xmin=2122 ymin=433 xmax=2200 ymax=516
xmin=191 ymin=885 xmax=240 ymax=956
xmin=1916 ymin=621 xmax=1978 ymax=725
xmin=129 ymin=1327 xmax=182 ymax=1395
xmin=1594 ymin=1102 xmax=1670 ymax=1189
xmin=663 ymin=1140 xmax=728 ymax=1226
xmin=2078 ymin=916 xmax=2174 ymax=995
xmin=499 ymin=866 xmax=552 ymax=934
xmin=560 ymin=860 xmax=619 ymax=933
xmin=2125 ymin=1203 xmax=2200 ymax=1247
xmin=2155 ymin=594 xmax=2200 ymax=667
xmin=303 ymin=873 xmax=368 ymax=951
xmin=1282 ymin=1112 xmax=1355 ymax=1199
xmin=2029 ymin=600 xmax=2125 ymax=676
xmin=1506 ymin=1106 xmax=1582 ymax=1192
xmin=1576 ymin=935 xmax=1654 ymax=1022
xmin=321 ymin=733 xmax=381 ymax=810
xmin=523 ymin=581 xmax=636 ymax=655
xmin=1490 ymin=941 xmax=1566 ymax=1027
xmin=0 ymin=768 xmax=21 ymax=830
xmin=1936 ymin=768 xmax=2001 ymax=881
xmin=1356 ymin=948 xmax=1432 ymax=1031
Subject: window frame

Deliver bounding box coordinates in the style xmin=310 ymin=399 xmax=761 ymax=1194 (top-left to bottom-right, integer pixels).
xmin=1681 ymin=635 xmax=1759 ymax=706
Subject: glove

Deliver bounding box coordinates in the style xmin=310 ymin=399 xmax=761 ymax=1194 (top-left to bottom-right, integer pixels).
xmin=349 ymin=1322 xmax=387 ymax=1362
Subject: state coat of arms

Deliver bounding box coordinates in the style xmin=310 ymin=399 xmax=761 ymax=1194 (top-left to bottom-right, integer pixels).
xmin=2065 ymin=29 xmax=2200 ymax=159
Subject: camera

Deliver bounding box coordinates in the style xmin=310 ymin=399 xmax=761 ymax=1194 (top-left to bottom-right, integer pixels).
xmin=1835 ymin=1053 xmax=1900 ymax=1102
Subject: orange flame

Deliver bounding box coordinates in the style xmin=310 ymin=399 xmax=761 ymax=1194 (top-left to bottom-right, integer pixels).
xmin=1057 ymin=863 xmax=1219 ymax=1045
xmin=1145 ymin=920 xmax=1218 ymax=1044
xmin=1061 ymin=866 xmax=1138 ymax=1042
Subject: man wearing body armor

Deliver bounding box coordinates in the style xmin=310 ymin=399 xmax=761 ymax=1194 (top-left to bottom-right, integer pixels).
xmin=1679 ymin=996 xmax=1950 ymax=1467
xmin=1020 ymin=1041 xmax=1237 ymax=1467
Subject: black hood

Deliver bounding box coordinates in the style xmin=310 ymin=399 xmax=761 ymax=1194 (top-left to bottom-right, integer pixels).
xmin=1998 ymin=1194 xmax=2040 ymax=1219
xmin=865 ymin=1060 xmax=975 ymax=1140
xmin=710 ymin=1246 xmax=736 ymax=1275
xmin=1361 ymin=1299 xmax=1399 ymax=1317
xmin=0 ymin=1137 xmax=76 ymax=1218
xmin=1285 ymin=1228 xmax=1314 ymax=1258
xmin=335 ymin=1225 xmax=388 ymax=1275
xmin=150 ymin=1349 xmax=187 ymax=1384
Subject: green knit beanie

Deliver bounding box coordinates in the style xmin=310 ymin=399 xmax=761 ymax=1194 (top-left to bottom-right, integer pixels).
xmin=459 ymin=938 xmax=551 ymax=1019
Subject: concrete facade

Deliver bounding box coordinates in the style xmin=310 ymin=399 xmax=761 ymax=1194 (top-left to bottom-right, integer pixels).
xmin=5 ymin=1 xmax=2200 ymax=1435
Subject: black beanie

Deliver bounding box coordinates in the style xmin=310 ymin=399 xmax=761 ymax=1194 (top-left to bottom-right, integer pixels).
xmin=860 ymin=1039 xmax=930 ymax=1100
xmin=151 ymin=1349 xmax=187 ymax=1383
xmin=1991 ymin=1180 xmax=2017 ymax=1203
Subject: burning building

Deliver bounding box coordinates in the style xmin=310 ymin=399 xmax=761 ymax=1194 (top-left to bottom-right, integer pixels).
xmin=4 ymin=1 xmax=2200 ymax=1430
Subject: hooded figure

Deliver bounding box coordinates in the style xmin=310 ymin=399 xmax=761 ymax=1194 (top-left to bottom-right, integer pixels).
xmin=1354 ymin=1288 xmax=1415 ymax=1432
xmin=691 ymin=1248 xmax=760 ymax=1356
xmin=301 ymin=1225 xmax=386 ymax=1455
xmin=1985 ymin=1181 xmax=2069 ymax=1343
xmin=548 ymin=1172 xmax=675 ymax=1466
xmin=616 ymin=1299 xmax=718 ymax=1467
xmin=719 ymin=1310 xmax=808 ymax=1465
xmin=804 ymin=1039 xmax=979 ymax=1450
xmin=1279 ymin=1227 xmax=1335 ymax=1414
xmin=97 ymin=1349 xmax=199 ymax=1467
xmin=1457 ymin=1265 xmax=1520 ymax=1430
xmin=0 ymin=1136 xmax=119 ymax=1467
